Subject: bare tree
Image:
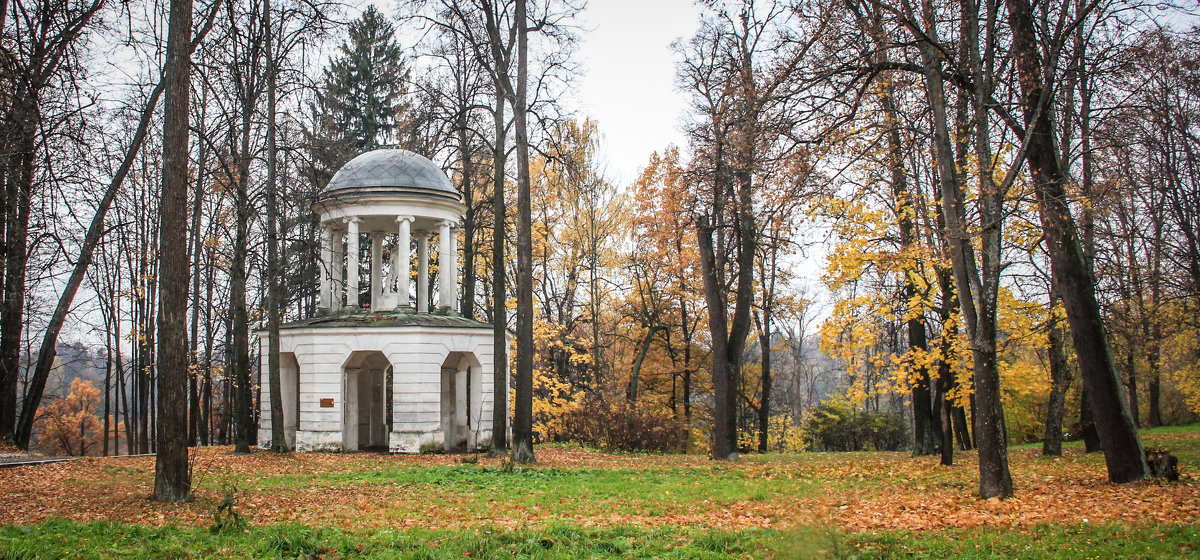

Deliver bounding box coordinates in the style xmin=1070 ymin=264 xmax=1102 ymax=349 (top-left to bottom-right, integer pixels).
xmin=0 ymin=0 xmax=104 ymax=446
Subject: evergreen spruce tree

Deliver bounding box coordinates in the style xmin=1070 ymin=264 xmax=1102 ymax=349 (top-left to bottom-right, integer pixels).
xmin=313 ymin=4 xmax=412 ymax=159
xmin=300 ymin=4 xmax=415 ymax=313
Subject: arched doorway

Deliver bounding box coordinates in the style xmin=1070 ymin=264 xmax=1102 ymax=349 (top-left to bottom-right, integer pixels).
xmin=440 ymin=352 xmax=483 ymax=451
xmin=343 ymin=351 xmax=392 ymax=451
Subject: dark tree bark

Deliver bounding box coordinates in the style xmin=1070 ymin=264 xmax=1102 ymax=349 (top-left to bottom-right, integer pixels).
xmin=756 ymin=307 xmax=771 ymax=453
xmin=264 ymin=0 xmax=286 ymax=452
xmin=1005 ymin=0 xmax=1146 ymax=483
xmin=1043 ymin=285 xmax=1069 ymax=456
xmin=154 ymin=0 xmax=195 ymax=502
xmin=501 ymin=0 xmax=535 ymax=464
xmin=231 ymin=113 xmax=254 ymax=454
xmin=1079 ymin=393 xmax=1100 ymax=452
xmin=698 ymin=225 xmax=735 ymax=459
xmin=490 ymin=90 xmax=508 ymax=453
xmin=936 ymin=267 xmax=957 ymax=465
xmin=0 ymin=112 xmax=33 ymax=445
xmin=457 ymin=117 xmax=476 ymax=320
xmin=1125 ymin=352 xmax=1140 ymax=428
xmin=1145 ymin=208 xmax=1164 ymax=428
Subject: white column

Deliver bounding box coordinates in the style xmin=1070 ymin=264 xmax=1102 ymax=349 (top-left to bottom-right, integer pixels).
xmin=331 ymin=228 xmax=344 ymax=310
xmin=396 ymin=216 xmax=413 ymax=309
xmin=417 ymin=231 xmax=430 ymax=313
xmin=370 ymin=233 xmax=383 ymax=310
xmin=319 ymin=226 xmax=332 ymax=312
xmin=448 ymin=223 xmax=459 ymax=312
xmin=438 ymin=220 xmax=453 ymax=310
xmin=346 ymin=217 xmax=361 ymax=308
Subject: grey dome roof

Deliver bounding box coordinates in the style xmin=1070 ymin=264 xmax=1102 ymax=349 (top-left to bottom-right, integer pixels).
xmin=323 ymin=149 xmax=457 ymax=199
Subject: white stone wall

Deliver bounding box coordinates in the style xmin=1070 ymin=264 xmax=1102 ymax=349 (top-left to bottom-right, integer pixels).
xmin=258 ymin=325 xmax=498 ymax=453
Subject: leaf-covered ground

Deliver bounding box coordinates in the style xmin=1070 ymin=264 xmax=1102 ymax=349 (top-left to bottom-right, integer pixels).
xmin=2 ymin=425 xmax=1198 ymax=558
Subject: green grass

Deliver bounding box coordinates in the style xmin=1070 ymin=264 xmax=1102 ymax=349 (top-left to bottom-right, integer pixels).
xmin=4 ymin=520 xmax=1197 ymax=559
xmin=4 ymin=425 xmax=1198 ymax=559
xmin=849 ymin=523 xmax=1200 ymax=559
xmin=225 ymin=463 xmax=812 ymax=518
xmin=1009 ymin=423 xmax=1200 ymax=452
xmin=0 ymin=520 xmax=825 ymax=559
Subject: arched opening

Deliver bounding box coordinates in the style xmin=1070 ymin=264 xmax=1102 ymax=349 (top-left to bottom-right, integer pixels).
xmin=440 ymin=352 xmax=483 ymax=451
xmin=343 ymin=350 xmax=392 ymax=451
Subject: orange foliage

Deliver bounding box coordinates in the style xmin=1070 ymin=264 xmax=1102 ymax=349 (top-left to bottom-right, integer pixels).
xmin=33 ymin=378 xmax=111 ymax=457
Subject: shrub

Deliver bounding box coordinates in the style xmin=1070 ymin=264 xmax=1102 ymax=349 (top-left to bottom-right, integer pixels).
xmin=210 ymin=484 xmax=247 ymax=534
xmin=801 ymin=400 xmax=908 ymax=452
xmin=558 ymin=396 xmax=688 ymax=453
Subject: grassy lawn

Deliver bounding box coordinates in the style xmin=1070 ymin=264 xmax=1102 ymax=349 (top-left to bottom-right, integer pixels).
xmin=1 ymin=425 xmax=1197 ymax=559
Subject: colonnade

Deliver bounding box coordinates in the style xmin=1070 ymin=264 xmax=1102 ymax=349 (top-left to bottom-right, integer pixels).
xmin=317 ymin=216 xmax=458 ymax=313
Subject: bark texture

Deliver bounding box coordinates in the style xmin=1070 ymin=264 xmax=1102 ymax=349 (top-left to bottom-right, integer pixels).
xmin=155 ymin=0 xmax=194 ymax=502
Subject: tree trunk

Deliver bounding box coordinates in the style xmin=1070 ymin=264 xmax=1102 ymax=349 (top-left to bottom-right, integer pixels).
xmin=490 ymin=90 xmax=508 ymax=453
xmin=1005 ymin=0 xmax=1146 ymax=483
xmin=1147 ymin=345 xmax=1163 ymax=428
xmin=1043 ymin=286 xmax=1069 ymax=456
xmin=627 ymin=325 xmax=660 ymax=402
xmin=510 ymin=0 xmax=535 ymax=465
xmin=1079 ymin=392 xmax=1100 ymax=452
xmin=1 ymin=106 xmax=34 ymax=445
xmin=458 ymin=116 xmax=476 ymax=320
xmin=1146 ymin=210 xmax=1164 ymax=428
xmin=263 ymin=0 xmax=286 ymax=453
xmin=188 ymin=87 xmax=208 ymax=448
xmin=916 ymin=0 xmax=1010 ymax=496
xmin=231 ymin=108 xmax=254 ymax=454
xmin=1125 ymin=351 xmax=1140 ymax=429
xmin=698 ymin=223 xmax=742 ymax=460
xmin=757 ymin=308 xmax=771 ymax=453
xmin=681 ymin=291 xmax=692 ymax=426
xmin=872 ymin=1 xmax=935 ymax=457
xmin=102 ymin=312 xmax=113 ymax=457
xmin=154 ymin=0 xmax=194 ymax=501
xmin=937 ymin=267 xmax=956 ymax=465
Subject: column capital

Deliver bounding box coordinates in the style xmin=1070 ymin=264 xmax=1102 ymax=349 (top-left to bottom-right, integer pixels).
xmin=345 ymin=216 xmax=362 ymax=224
xmin=396 ymin=215 xmax=414 ymax=224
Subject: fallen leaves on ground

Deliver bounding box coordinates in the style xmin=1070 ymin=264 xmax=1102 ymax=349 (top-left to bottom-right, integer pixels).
xmin=1 ymin=439 xmax=1197 ymax=533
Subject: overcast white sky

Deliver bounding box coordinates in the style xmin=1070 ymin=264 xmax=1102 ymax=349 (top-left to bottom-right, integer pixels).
xmin=572 ymin=0 xmax=701 ymax=185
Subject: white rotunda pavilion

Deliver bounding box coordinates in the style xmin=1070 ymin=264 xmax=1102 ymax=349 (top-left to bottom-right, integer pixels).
xmin=257 ymin=148 xmax=498 ymax=453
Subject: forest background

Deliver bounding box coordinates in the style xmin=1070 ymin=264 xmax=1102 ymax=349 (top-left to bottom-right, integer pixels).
xmin=0 ymin=0 xmax=1198 ymax=494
